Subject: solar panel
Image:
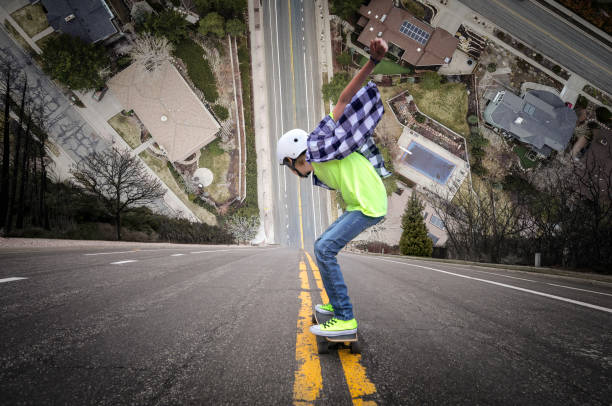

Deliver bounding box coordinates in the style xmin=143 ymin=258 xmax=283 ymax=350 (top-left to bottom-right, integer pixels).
xmin=399 ymin=21 xmax=430 ymax=45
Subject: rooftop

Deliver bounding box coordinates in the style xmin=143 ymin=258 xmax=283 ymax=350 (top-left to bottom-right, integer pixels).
xmin=37 ymin=0 xmax=118 ymax=43
xmin=357 ymin=0 xmax=458 ymax=67
xmin=108 ymin=61 xmax=220 ymax=163
xmin=484 ymin=89 xmax=577 ymax=156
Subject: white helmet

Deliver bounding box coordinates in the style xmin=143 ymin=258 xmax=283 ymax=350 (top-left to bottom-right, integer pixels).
xmin=277 ymin=129 xmax=308 ymax=165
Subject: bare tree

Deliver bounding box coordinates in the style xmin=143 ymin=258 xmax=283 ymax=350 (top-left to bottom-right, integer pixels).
xmin=130 ymin=32 xmax=174 ymax=72
xmin=428 ymin=179 xmax=529 ymax=263
xmin=71 ymin=147 xmax=165 ymax=240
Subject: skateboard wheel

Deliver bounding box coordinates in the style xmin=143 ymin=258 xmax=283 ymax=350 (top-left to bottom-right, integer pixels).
xmin=350 ymin=341 xmax=361 ymax=354
xmin=317 ymin=338 xmax=329 ymax=354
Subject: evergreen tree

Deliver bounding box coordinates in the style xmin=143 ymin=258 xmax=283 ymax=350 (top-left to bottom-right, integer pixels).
xmin=198 ymin=12 xmax=225 ymax=37
xmin=399 ymin=193 xmax=433 ymax=257
xmin=139 ymin=9 xmax=189 ymax=45
xmin=40 ymin=34 xmax=109 ymax=90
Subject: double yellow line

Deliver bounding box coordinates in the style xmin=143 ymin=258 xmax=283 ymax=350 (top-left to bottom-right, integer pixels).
xmin=292 ymin=252 xmax=377 ymax=405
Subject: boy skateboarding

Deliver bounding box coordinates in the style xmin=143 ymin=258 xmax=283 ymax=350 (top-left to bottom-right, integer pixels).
xmin=276 ymin=38 xmax=390 ymax=337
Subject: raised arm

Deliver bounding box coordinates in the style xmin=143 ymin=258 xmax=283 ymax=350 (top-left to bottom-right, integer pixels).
xmin=332 ymin=38 xmax=388 ymax=121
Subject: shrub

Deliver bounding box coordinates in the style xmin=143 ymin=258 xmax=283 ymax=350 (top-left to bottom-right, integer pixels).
xmin=336 ymin=52 xmax=352 ymax=67
xmin=414 ymin=112 xmax=426 ymax=123
xmin=487 ymin=62 xmax=497 ymax=72
xmin=552 ymin=65 xmax=562 ymax=74
xmin=173 ymin=38 xmax=218 ymax=102
xmin=534 ymin=53 xmax=543 ymax=63
xmin=595 ymin=107 xmax=611 ymax=124
xmin=576 ymin=95 xmax=589 ymax=109
xmin=495 ymin=31 xmax=506 ymax=41
xmin=212 ymin=104 xmax=229 ymax=121
xmin=420 ymin=71 xmax=441 ymax=90
xmin=467 ymin=114 xmax=479 ymax=124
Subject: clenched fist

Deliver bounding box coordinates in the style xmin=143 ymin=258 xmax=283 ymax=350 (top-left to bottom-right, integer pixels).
xmin=369 ymin=38 xmax=388 ymax=61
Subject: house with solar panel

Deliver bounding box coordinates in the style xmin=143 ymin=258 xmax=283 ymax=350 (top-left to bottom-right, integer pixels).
xmin=356 ymin=0 xmax=458 ymax=70
xmin=483 ymin=89 xmax=577 ymax=158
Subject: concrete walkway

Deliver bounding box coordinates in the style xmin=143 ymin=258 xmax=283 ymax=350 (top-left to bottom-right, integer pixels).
xmin=248 ymin=0 xmax=275 ymax=244
xmin=31 ymin=26 xmax=54 ymax=43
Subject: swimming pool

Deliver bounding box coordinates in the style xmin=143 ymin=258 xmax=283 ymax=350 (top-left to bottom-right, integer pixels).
xmin=402 ymin=142 xmax=456 ymax=184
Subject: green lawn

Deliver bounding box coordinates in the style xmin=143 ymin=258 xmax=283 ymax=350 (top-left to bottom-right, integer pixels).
xmin=359 ymin=55 xmax=412 ymax=74
xmin=406 ymin=82 xmax=470 ymax=136
xmin=108 ymin=113 xmax=141 ymax=149
xmin=198 ymin=139 xmax=231 ymax=203
xmin=173 ymin=38 xmax=218 ymax=103
xmin=513 ymin=144 xmax=538 ymax=169
xmin=139 ymin=150 xmax=217 ymax=225
xmin=11 ymin=4 xmax=49 ymax=37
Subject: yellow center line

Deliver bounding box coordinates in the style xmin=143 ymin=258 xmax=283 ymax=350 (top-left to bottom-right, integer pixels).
xmin=293 ymin=260 xmax=322 ymax=404
xmin=490 ymin=0 xmax=611 ymax=75
xmin=304 ymin=252 xmax=378 ymax=405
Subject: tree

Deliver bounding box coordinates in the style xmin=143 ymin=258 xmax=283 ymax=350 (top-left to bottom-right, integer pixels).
xmin=486 ymin=63 xmax=497 ymax=72
xmin=596 ymin=107 xmax=611 ymax=124
xmin=420 ymin=71 xmax=442 ymax=90
xmin=71 ymin=147 xmax=165 ymax=240
xmin=0 ymin=66 xmax=12 ymax=229
xmin=194 ymin=0 xmax=246 ymax=20
xmin=399 ymin=193 xmax=433 ymax=257
xmin=336 ymin=52 xmax=352 ymax=68
xmin=322 ymin=72 xmax=350 ymax=103
xmin=139 ymin=9 xmax=189 ymax=44
xmin=212 ymin=104 xmax=229 ymax=121
xmin=225 ymin=18 xmax=245 ymax=37
xmin=40 ymin=34 xmax=109 ymax=90
xmin=329 ymin=0 xmax=362 ymax=21
xmin=130 ymin=32 xmax=174 ymax=72
xmin=225 ymin=214 xmax=259 ymax=244
xmin=198 ymin=12 xmax=225 ymax=37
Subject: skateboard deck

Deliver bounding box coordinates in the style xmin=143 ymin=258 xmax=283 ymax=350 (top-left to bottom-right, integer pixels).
xmin=312 ymin=309 xmax=360 ymax=354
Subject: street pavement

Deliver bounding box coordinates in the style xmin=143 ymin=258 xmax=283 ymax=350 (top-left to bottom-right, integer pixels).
xmin=1 ymin=243 xmax=610 ymax=404
xmin=456 ymin=0 xmax=612 ymax=94
xmin=262 ymin=0 xmax=330 ymax=248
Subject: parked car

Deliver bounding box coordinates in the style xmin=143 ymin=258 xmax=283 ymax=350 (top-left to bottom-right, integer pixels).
xmin=92 ymin=86 xmax=108 ymax=102
xmin=565 ymin=101 xmax=573 ymax=108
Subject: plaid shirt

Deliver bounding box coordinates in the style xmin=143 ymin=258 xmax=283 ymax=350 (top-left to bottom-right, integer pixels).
xmin=306 ymin=81 xmax=391 ymax=190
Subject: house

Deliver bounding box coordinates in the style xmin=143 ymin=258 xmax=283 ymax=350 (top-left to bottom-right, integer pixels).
xmin=483 ymin=89 xmax=577 ymax=157
xmin=356 ymin=0 xmax=458 ymax=69
xmin=108 ymin=61 xmax=220 ymax=163
xmin=32 ymin=0 xmax=119 ymax=43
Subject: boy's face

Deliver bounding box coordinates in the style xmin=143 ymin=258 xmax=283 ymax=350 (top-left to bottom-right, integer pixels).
xmin=287 ymin=158 xmax=313 ymax=178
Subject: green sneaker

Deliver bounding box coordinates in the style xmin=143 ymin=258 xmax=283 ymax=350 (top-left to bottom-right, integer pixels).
xmin=310 ymin=317 xmax=357 ymax=337
xmin=315 ymin=303 xmax=335 ymax=315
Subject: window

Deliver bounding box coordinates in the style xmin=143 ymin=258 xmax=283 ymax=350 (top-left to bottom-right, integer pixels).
xmin=523 ymin=103 xmax=536 ymax=116
xmin=399 ymin=21 xmax=430 ymax=45
xmin=429 ymin=215 xmax=445 ymax=230
xmin=427 ymin=233 xmax=439 ymax=245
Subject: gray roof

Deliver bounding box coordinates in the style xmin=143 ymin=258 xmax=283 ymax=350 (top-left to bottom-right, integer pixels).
xmin=484 ymin=89 xmax=577 ymax=153
xmin=39 ymin=0 xmax=117 ymax=43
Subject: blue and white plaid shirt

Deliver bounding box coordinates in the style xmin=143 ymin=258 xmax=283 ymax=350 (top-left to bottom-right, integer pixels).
xmin=306 ymin=81 xmax=391 ymax=190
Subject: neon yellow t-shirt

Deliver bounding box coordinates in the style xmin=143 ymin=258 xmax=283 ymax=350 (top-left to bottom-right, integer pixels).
xmin=311 ymin=151 xmax=387 ymax=217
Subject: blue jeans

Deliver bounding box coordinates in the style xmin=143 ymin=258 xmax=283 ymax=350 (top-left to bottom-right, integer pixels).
xmin=314 ymin=210 xmax=384 ymax=320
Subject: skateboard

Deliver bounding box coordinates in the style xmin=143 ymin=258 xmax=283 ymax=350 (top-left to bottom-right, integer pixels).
xmin=311 ymin=310 xmax=361 ymax=354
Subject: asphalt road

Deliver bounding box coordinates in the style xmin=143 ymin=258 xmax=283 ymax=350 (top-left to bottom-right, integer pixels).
xmin=263 ymin=0 xmax=330 ymax=248
xmin=458 ymin=0 xmax=612 ymax=93
xmin=1 ymin=244 xmax=611 ymax=404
